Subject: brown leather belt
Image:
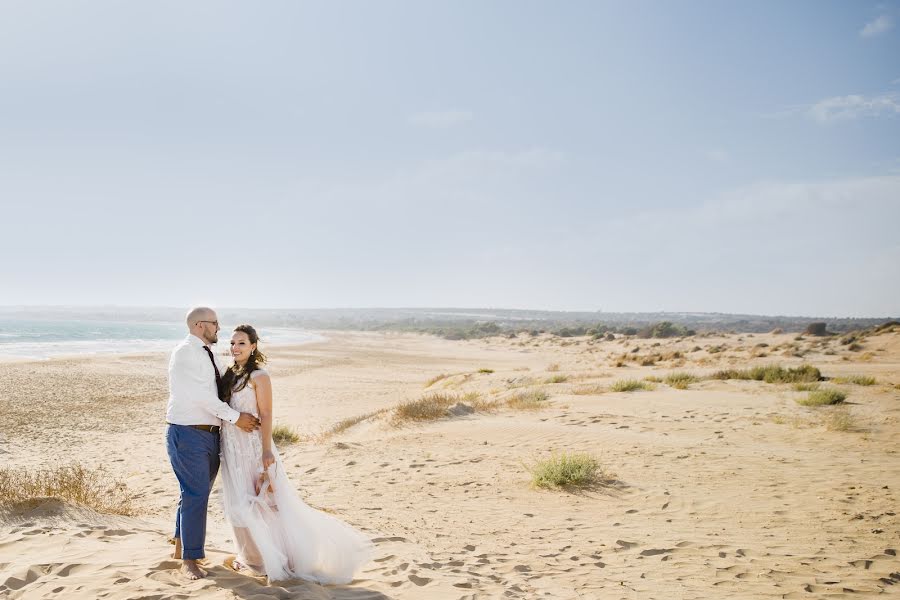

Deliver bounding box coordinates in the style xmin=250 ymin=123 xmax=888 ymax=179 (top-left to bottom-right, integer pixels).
xmin=189 ymin=424 xmax=220 ymax=433
xmin=169 ymin=423 xmax=220 ymax=433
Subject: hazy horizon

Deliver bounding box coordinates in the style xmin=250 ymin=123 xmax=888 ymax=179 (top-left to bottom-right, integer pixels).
xmin=2 ymin=2 xmax=898 ymax=316
xmin=0 ymin=304 xmax=895 ymax=321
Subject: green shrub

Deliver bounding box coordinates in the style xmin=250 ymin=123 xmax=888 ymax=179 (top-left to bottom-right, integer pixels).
xmin=528 ymin=452 xmax=606 ymax=489
xmin=544 ymin=374 xmax=569 ymax=384
xmin=797 ymin=388 xmax=846 ymax=406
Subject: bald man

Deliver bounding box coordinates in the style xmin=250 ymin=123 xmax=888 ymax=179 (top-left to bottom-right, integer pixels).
xmin=165 ymin=307 xmax=260 ymax=580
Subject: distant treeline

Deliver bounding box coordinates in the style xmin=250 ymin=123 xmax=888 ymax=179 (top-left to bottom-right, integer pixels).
xmin=0 ymin=306 xmax=894 ymax=339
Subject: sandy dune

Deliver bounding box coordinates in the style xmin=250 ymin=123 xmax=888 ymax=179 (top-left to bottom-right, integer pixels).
xmin=1 ymin=328 xmax=898 ymax=598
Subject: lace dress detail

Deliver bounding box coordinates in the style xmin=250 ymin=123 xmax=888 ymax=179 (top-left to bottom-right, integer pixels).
xmin=219 ymin=369 xmax=373 ymax=583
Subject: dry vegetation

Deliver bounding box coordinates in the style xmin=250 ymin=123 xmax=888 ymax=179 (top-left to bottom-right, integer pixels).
xmin=0 ymin=464 xmax=137 ymax=516
xmin=505 ymin=389 xmax=550 ymax=410
xmin=832 ymin=374 xmax=877 ymax=386
xmin=610 ymin=379 xmax=655 ymax=392
xmin=664 ymin=372 xmax=699 ymax=389
xmin=272 ymin=424 xmax=302 ymax=444
xmin=711 ymin=364 xmax=821 ymax=384
xmin=797 ymin=388 xmax=847 ymax=407
xmin=527 ymin=452 xmax=609 ymax=490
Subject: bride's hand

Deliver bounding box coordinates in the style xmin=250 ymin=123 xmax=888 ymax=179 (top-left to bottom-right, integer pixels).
xmin=254 ymin=470 xmax=276 ymax=495
xmin=262 ymin=451 xmax=275 ymax=470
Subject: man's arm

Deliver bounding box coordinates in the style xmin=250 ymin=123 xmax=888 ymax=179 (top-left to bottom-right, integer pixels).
xmin=172 ymin=346 xmax=242 ymax=423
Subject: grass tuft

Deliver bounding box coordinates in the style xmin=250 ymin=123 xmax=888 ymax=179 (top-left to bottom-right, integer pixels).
xmin=572 ymin=385 xmax=606 ymax=395
xmin=792 ymin=382 xmax=820 ymax=392
xmin=272 ymin=424 xmax=301 ymax=444
xmin=543 ymin=374 xmax=569 ymax=384
xmin=832 ymin=375 xmax=877 ymax=386
xmin=325 ymin=409 xmax=388 ymax=437
xmin=665 ymin=372 xmax=699 ymax=390
xmin=796 ymin=388 xmax=847 ymax=407
xmin=610 ymin=379 xmax=655 ymax=392
xmin=0 ymin=464 xmax=137 ymax=516
xmin=395 ymin=393 xmax=458 ymax=422
xmin=506 ymin=389 xmax=550 ymax=410
xmin=710 ymin=364 xmax=821 ymax=384
xmin=528 ymin=452 xmax=607 ymax=490
xmin=477 ymin=368 xmax=495 ymax=374
xmin=821 ymin=407 xmax=856 ymax=432
xmin=425 ymin=373 xmax=451 ymax=387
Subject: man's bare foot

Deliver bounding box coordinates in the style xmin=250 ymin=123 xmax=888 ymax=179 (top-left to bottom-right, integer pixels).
xmin=180 ymin=559 xmax=207 ymax=580
xmin=172 ymin=537 xmax=182 ymax=560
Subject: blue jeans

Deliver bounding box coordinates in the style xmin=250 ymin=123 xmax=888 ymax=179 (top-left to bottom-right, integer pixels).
xmin=166 ymin=424 xmax=220 ymax=560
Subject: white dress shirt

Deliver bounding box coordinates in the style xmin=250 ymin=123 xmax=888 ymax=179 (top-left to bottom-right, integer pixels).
xmin=165 ymin=334 xmax=241 ymax=426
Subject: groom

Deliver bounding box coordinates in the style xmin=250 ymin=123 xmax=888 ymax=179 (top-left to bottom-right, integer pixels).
xmin=165 ymin=306 xmax=260 ymax=580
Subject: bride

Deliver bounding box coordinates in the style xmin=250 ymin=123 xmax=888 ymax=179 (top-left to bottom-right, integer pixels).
xmin=218 ymin=324 xmax=373 ymax=583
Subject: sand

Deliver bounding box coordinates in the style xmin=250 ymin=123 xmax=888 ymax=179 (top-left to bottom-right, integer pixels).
xmin=1 ymin=328 xmax=898 ymax=598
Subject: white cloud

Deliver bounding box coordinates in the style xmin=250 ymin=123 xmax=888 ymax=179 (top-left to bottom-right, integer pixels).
xmin=408 ymin=109 xmax=473 ymax=129
xmin=808 ymin=93 xmax=900 ymax=122
xmin=860 ymin=14 xmax=893 ymax=37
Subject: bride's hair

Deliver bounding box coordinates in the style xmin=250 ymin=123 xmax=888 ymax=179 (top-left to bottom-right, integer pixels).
xmin=219 ymin=324 xmax=268 ymax=403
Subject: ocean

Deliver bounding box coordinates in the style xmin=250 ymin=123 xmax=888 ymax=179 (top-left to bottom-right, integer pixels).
xmin=0 ymin=318 xmax=320 ymax=359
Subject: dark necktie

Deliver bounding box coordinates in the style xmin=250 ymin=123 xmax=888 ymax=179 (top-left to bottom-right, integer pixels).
xmin=202 ymin=345 xmax=223 ymax=398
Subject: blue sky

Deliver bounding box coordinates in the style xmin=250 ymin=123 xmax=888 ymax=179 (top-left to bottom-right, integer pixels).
xmin=1 ymin=1 xmax=898 ymax=316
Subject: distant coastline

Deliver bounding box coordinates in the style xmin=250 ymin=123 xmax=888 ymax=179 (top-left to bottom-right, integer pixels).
xmin=0 ymin=317 xmax=320 ymax=360
xmin=0 ymin=306 xmax=894 ymax=338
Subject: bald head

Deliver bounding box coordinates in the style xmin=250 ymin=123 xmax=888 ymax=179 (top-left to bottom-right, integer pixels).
xmin=186 ymin=306 xmax=215 ymax=327
xmin=186 ymin=306 xmax=220 ymax=344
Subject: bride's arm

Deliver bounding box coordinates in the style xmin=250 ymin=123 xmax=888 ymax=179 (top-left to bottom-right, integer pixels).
xmin=254 ymin=373 xmax=276 ymax=470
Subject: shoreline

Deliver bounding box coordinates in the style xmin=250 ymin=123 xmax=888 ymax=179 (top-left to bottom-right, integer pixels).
xmin=0 ymin=329 xmax=326 ymax=363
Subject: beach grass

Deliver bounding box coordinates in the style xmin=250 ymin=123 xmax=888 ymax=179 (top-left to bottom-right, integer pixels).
xmin=797 ymin=388 xmax=847 ymax=406
xmin=528 ymin=452 xmax=606 ymax=490
xmin=792 ymin=382 xmax=820 ymax=392
xmin=710 ymin=364 xmax=821 ymax=384
xmin=821 ymin=407 xmax=856 ymax=432
xmin=395 ymin=393 xmax=458 ymax=422
xmin=0 ymin=464 xmax=136 ymax=516
xmin=425 ymin=373 xmax=451 ymax=387
xmin=665 ymin=372 xmax=699 ymax=389
xmin=572 ymin=384 xmax=606 ymax=395
xmin=831 ymin=375 xmax=877 ymax=386
xmin=610 ymin=379 xmax=655 ymax=392
xmin=325 ymin=409 xmax=389 ymax=438
xmin=272 ymin=424 xmax=302 ymax=444
xmin=506 ymin=389 xmax=550 ymax=410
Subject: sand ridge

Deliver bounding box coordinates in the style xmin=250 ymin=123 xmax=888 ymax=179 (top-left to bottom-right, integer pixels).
xmin=1 ymin=328 xmax=899 ymax=598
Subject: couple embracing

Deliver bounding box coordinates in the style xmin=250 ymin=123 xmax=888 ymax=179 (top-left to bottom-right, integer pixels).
xmin=165 ymin=307 xmax=372 ymax=583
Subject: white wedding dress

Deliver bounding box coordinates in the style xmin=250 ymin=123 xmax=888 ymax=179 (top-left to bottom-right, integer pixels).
xmin=219 ymin=369 xmax=373 ymax=583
